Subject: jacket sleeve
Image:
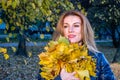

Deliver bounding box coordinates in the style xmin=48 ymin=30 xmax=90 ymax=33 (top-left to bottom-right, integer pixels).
xmin=54 ymin=75 xmax=62 ymax=80
xmin=97 ymin=53 xmax=116 ymax=80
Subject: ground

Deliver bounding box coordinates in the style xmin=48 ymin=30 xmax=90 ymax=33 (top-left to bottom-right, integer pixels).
xmin=0 ymin=43 xmax=120 ymax=80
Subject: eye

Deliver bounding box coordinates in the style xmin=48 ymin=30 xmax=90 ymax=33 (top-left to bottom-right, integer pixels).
xmin=63 ymin=25 xmax=68 ymax=28
xmin=74 ymin=25 xmax=79 ymax=27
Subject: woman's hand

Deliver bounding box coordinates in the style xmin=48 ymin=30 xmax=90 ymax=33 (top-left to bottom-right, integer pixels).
xmin=60 ymin=68 xmax=80 ymax=80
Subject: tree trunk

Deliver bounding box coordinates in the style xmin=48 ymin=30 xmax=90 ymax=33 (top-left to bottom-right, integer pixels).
xmin=112 ymin=33 xmax=120 ymax=63
xmin=112 ymin=40 xmax=120 ymax=63
xmin=111 ymin=27 xmax=119 ymax=48
xmin=112 ymin=36 xmax=119 ymax=48
xmin=110 ymin=20 xmax=119 ymax=48
xmin=110 ymin=20 xmax=120 ymax=63
xmin=15 ymin=34 xmax=28 ymax=57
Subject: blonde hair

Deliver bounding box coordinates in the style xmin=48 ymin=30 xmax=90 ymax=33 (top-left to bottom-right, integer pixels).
xmin=52 ymin=10 xmax=99 ymax=53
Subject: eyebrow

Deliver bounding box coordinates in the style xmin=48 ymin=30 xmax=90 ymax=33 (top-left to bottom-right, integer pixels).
xmin=74 ymin=22 xmax=81 ymax=24
xmin=63 ymin=22 xmax=81 ymax=25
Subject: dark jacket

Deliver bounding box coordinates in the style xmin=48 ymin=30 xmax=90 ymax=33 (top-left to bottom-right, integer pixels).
xmin=38 ymin=51 xmax=116 ymax=80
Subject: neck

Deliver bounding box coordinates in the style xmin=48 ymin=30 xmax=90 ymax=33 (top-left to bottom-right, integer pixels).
xmin=78 ymin=40 xmax=83 ymax=46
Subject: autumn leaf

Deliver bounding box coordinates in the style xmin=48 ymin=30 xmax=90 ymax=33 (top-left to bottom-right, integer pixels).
xmin=0 ymin=47 xmax=7 ymax=54
xmin=0 ymin=19 xmax=3 ymax=24
xmin=11 ymin=47 xmax=16 ymax=52
xmin=77 ymin=70 xmax=90 ymax=80
xmin=3 ymin=53 xmax=9 ymax=60
xmin=28 ymin=52 xmax=32 ymax=57
xmin=58 ymin=36 xmax=69 ymax=45
xmin=40 ymin=34 xmax=44 ymax=39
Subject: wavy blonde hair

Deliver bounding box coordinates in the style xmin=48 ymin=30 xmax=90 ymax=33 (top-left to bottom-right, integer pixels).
xmin=52 ymin=10 xmax=99 ymax=53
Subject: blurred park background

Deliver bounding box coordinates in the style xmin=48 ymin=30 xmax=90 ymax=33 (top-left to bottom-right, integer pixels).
xmin=0 ymin=0 xmax=120 ymax=80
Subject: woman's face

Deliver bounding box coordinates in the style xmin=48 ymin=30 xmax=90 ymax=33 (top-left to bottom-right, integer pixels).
xmin=63 ymin=15 xmax=82 ymax=43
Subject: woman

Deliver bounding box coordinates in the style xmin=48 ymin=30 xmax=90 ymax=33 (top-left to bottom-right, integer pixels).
xmin=38 ymin=10 xmax=116 ymax=80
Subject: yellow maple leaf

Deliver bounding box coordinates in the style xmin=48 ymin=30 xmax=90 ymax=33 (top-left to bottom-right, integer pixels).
xmin=0 ymin=19 xmax=3 ymax=24
xmin=3 ymin=53 xmax=9 ymax=60
xmin=0 ymin=47 xmax=7 ymax=54
xmin=28 ymin=52 xmax=32 ymax=57
xmin=77 ymin=70 xmax=90 ymax=80
xmin=11 ymin=47 xmax=16 ymax=52
xmin=39 ymin=53 xmax=53 ymax=65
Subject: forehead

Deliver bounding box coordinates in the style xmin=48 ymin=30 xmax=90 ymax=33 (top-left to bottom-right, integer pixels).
xmin=63 ymin=15 xmax=81 ymax=23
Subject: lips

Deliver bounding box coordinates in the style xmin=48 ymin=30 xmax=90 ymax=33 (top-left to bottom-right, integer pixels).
xmin=68 ymin=34 xmax=76 ymax=38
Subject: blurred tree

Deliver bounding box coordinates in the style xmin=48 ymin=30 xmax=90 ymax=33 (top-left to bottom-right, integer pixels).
xmin=70 ymin=0 xmax=92 ymax=11
xmin=0 ymin=0 xmax=43 ymax=56
xmin=0 ymin=0 xmax=78 ymax=57
xmin=87 ymin=0 xmax=120 ymax=63
xmin=70 ymin=0 xmax=120 ymax=63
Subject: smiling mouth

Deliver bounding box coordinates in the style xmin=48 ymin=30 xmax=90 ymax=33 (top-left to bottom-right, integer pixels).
xmin=68 ymin=35 xmax=76 ymax=38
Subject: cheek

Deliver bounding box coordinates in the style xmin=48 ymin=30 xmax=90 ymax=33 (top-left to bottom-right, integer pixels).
xmin=76 ymin=28 xmax=81 ymax=34
xmin=76 ymin=30 xmax=82 ymax=38
xmin=64 ymin=33 xmax=68 ymax=38
xmin=63 ymin=29 xmax=68 ymax=37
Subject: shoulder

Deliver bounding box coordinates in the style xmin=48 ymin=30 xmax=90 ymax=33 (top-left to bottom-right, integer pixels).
xmin=88 ymin=51 xmax=109 ymax=66
xmin=88 ymin=50 xmax=105 ymax=59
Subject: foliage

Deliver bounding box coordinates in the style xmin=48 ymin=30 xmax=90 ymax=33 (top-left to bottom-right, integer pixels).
xmin=0 ymin=0 xmax=81 ymax=56
xmin=0 ymin=47 xmax=9 ymax=60
xmin=87 ymin=0 xmax=120 ymax=31
xmin=38 ymin=36 xmax=96 ymax=80
xmin=0 ymin=0 xmax=86 ymax=38
xmin=0 ymin=0 xmax=76 ymax=38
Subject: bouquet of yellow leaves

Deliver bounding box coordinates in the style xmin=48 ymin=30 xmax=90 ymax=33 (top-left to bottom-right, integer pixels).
xmin=38 ymin=36 xmax=96 ymax=80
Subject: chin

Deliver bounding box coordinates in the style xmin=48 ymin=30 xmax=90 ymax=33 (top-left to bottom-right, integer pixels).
xmin=70 ymin=40 xmax=78 ymax=43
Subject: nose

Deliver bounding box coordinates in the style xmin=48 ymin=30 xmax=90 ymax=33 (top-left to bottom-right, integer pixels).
xmin=68 ymin=26 xmax=74 ymax=33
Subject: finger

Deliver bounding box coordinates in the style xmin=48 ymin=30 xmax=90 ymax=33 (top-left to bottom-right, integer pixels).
xmin=61 ymin=68 xmax=66 ymax=72
xmin=60 ymin=68 xmax=66 ymax=75
xmin=70 ymin=77 xmax=80 ymax=80
xmin=71 ymin=72 xmax=76 ymax=75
